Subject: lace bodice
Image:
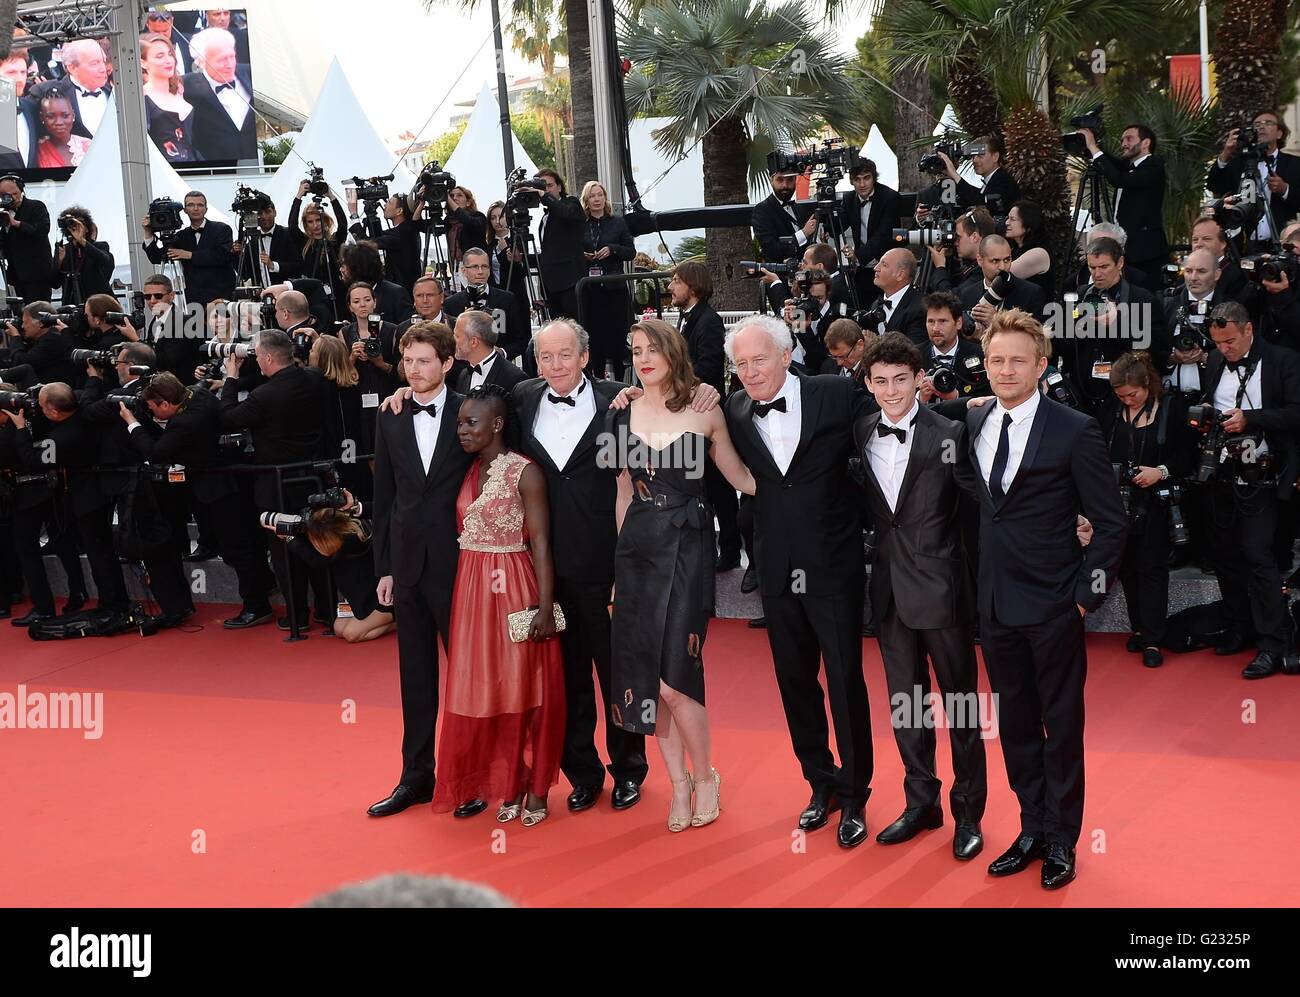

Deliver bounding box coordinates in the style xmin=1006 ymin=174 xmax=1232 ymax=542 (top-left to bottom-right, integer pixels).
xmin=458 ymin=450 xmax=531 ymax=553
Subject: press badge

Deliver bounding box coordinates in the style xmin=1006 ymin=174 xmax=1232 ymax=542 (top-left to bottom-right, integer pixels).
xmin=167 ymin=465 xmax=186 ymax=483
xmin=362 ymin=393 xmax=380 ymax=409
xmin=336 ymin=600 xmax=354 ymax=619
xmin=1091 ymin=361 xmax=1112 ymax=380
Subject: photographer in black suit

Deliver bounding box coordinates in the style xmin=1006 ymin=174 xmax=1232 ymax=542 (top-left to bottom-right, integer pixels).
xmin=348 ymin=193 xmax=422 ymax=294
xmin=869 ymin=248 xmax=928 ymax=344
xmin=234 ymin=200 xmax=301 ymax=285
xmin=52 ymin=206 xmax=114 ymax=303
xmin=1161 ymin=248 xmax=1226 ymax=391
xmin=2 ymin=302 xmax=77 ymax=385
xmin=1207 ymin=109 xmax=1300 ymax=243
xmin=142 ymin=191 xmax=237 ymax=307
xmin=0 ymin=175 xmax=53 ymax=303
xmin=919 ymin=292 xmax=990 ymax=404
xmin=443 ymin=249 xmax=528 ymax=361
xmin=839 ymin=158 xmax=904 ymax=303
xmin=753 ymin=163 xmax=818 ymax=264
xmin=968 ymin=310 xmax=1126 ymax=889
xmin=1080 ymin=124 xmax=1169 ymax=288
xmin=930 ymin=134 xmax=1020 ymax=212
xmin=524 ymin=169 xmax=585 ymax=322
xmin=1197 ymin=301 xmax=1300 ymax=679
xmin=451 ymin=309 xmax=526 ymax=395
xmin=925 ymin=207 xmax=993 ymax=294
xmin=182 ymin=28 xmax=256 ymax=162
xmin=958 ymin=235 xmax=1047 ymax=328
xmin=853 ymin=333 xmax=987 ymax=859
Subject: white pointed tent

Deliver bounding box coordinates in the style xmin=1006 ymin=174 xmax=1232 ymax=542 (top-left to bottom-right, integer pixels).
xmin=55 ymin=95 xmax=232 ymax=283
xmin=863 ymin=125 xmax=898 ymax=190
xmin=444 ymin=83 xmax=540 ymax=210
xmin=264 ymin=59 xmax=417 ymax=216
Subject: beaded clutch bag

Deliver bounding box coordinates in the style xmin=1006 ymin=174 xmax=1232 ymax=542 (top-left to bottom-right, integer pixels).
xmin=506 ymin=604 xmax=567 ymax=643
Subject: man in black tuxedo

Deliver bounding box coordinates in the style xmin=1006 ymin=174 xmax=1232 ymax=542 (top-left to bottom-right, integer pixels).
xmin=853 ymin=333 xmax=987 ymax=859
xmin=28 ymin=39 xmax=111 ymax=139
xmin=349 ymin=194 xmax=422 ymax=294
xmin=968 ymin=309 xmax=1126 ymax=889
xmin=959 ymin=235 xmax=1047 ymax=327
xmin=724 ymin=315 xmax=873 ymax=847
xmin=182 ymin=28 xmax=257 ymax=162
xmin=1081 ymin=124 xmax=1169 ymax=287
xmin=1190 ymin=216 xmax=1257 ymax=309
xmin=839 ymin=158 xmax=905 ymax=304
xmin=1161 ymin=249 xmax=1225 ymax=390
xmin=451 ymin=309 xmax=526 ymax=395
xmin=234 ymin=201 xmax=302 ymax=285
xmin=869 ymin=248 xmax=928 ymax=344
xmin=528 ymin=170 xmax=585 ymax=321
xmin=927 ymin=134 xmax=1020 ymax=214
xmin=0 ymin=52 xmax=41 ymax=170
xmin=0 ymin=176 xmax=54 ymax=303
xmin=1207 ymin=109 xmax=1300 ymax=244
xmin=142 ymin=191 xmax=237 ymax=307
xmin=368 ymin=322 xmax=475 ymax=817
xmin=919 ymin=292 xmax=990 ymax=404
xmin=752 ymin=164 xmax=819 ymax=264
xmin=443 ymin=249 xmax=528 ymax=360
xmin=1198 ymin=302 xmax=1300 ymax=678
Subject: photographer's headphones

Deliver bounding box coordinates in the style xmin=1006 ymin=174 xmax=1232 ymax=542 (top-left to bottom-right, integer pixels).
xmin=0 ymin=174 xmax=24 ymax=191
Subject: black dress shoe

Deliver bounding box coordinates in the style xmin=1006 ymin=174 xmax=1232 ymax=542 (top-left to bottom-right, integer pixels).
xmin=223 ymin=609 xmax=273 ymax=629
xmin=747 ymin=616 xmax=766 ymax=629
xmin=987 ymin=834 xmax=1045 ymax=876
xmin=277 ymin=616 xmax=311 ymax=632
xmin=797 ymin=791 xmax=842 ymax=832
xmin=1142 ymin=647 xmax=1164 ymax=668
xmin=566 ymin=785 xmax=602 ymax=812
xmin=367 ymin=784 xmax=433 ymax=817
xmin=453 ymin=798 xmax=487 ymax=818
xmin=1041 ymin=842 xmax=1077 ymax=889
xmin=715 ymin=552 xmax=742 ymax=572
xmin=953 ymin=821 xmax=984 ymax=860
xmin=1214 ymin=631 xmax=1253 ymax=656
xmin=0 ymin=606 xmax=9 ymax=620
xmin=155 ymin=608 xmax=196 ymax=630
xmin=185 ymin=545 xmax=218 ymax=562
xmin=63 ymin=591 xmax=88 ymax=615
xmin=875 ymin=805 xmax=943 ymax=845
xmin=12 ymin=608 xmax=54 ymax=627
xmin=1242 ymin=651 xmax=1282 ymax=679
xmin=862 ymin=622 xmax=877 ymax=638
xmin=740 ymin=567 xmax=759 ymax=594
xmin=837 ymin=804 xmax=868 ymax=849
xmin=1126 ymin=634 xmax=1143 ymax=653
xmin=611 ymin=780 xmax=642 ymax=810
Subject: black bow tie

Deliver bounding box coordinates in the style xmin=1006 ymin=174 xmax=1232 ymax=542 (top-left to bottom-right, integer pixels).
xmin=876 ymin=422 xmax=907 ymax=443
xmin=547 ymin=392 xmax=576 ymax=406
xmin=752 ymin=397 xmax=787 ymax=418
xmin=1227 ymin=359 xmax=1251 ymax=373
xmin=215 ymin=81 xmax=236 ymax=93
xmin=78 ymin=88 xmax=102 ymax=98
xmin=469 ymin=363 xmax=483 ymax=375
xmin=411 ymin=401 xmax=438 ymax=417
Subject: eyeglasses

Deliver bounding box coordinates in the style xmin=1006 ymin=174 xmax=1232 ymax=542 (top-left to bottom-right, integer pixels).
xmin=143 ymin=292 xmax=166 ymax=300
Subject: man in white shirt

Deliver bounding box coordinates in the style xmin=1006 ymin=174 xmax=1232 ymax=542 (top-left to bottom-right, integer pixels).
xmin=46 ymin=39 xmax=110 ymax=138
xmin=184 ymin=28 xmax=256 ymax=162
xmin=0 ymin=53 xmax=37 ymax=169
xmin=452 ymin=309 xmax=525 ymax=395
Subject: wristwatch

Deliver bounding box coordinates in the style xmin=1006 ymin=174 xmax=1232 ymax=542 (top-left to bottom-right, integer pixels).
xmin=1158 ymin=464 xmax=1170 ymax=480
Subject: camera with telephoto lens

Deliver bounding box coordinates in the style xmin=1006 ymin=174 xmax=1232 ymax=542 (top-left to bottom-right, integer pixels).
xmin=348 ymin=174 xmax=394 ymax=204
xmin=0 ymin=385 xmax=40 ymax=415
xmin=307 ymin=487 xmax=348 ymax=511
xmin=1240 ymin=253 xmax=1300 ymax=285
xmin=103 ymin=311 xmax=139 ymax=330
xmin=218 ymin=430 xmax=254 ymax=454
xmin=36 ymin=310 xmax=69 ymax=328
xmin=0 ymin=295 xmax=23 ymax=321
xmin=1062 ymin=108 xmax=1104 ymax=158
xmin=232 ymin=286 xmax=277 ymax=328
xmin=1068 ymin=284 xmax=1112 ymax=321
xmin=1042 ymin=364 xmax=1079 ymax=407
xmin=1155 ymin=483 xmax=1190 ymax=546
xmin=979 ymin=271 xmax=1016 ymax=311
xmin=919 ymin=132 xmax=967 ymax=176
xmin=413 ymin=160 xmax=455 ymax=205
xmin=790 ymin=269 xmax=830 ymax=316
xmin=1173 ymin=301 xmax=1212 ymax=352
xmin=857 ymin=301 xmax=887 ymax=329
xmin=148 ymin=197 xmax=184 ymax=240
xmin=70 ymin=345 xmax=122 ymax=369
xmin=503 ymin=168 xmax=540 ymax=225
xmin=306 ymin=164 xmax=329 ymax=199
xmin=106 ymin=389 xmax=148 ymax=418
xmin=894 ymin=205 xmax=958 ymax=250
xmin=0 ymin=192 xmax=14 ymax=210
xmin=739 ymin=260 xmax=797 ymax=279
xmin=205 ymin=340 xmax=254 ymax=361
xmin=259 ymin=511 xmax=306 ymax=538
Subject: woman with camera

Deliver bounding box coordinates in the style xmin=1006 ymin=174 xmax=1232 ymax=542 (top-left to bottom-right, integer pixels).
xmin=578 ymin=181 xmax=635 ymax=380
xmin=52 ymin=207 xmax=114 ymax=303
xmin=446 ymin=186 xmax=489 ymax=284
xmin=1005 ymin=199 xmax=1054 ymax=299
xmin=1099 ymin=351 xmax=1196 ymax=667
xmin=290 ymin=179 xmax=349 ymax=305
xmin=341 ymin=282 xmax=400 ymax=459
xmin=140 ymin=33 xmax=195 ymax=164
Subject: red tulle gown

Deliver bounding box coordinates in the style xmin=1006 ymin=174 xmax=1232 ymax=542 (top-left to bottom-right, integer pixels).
xmin=432 ymin=451 xmax=566 ymax=811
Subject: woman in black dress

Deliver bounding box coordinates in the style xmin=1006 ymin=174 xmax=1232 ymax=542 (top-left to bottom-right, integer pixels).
xmin=608 ymin=318 xmax=755 ymax=832
xmin=290 ymin=180 xmax=350 ymax=309
xmin=309 ymin=333 xmax=371 ymax=501
xmin=578 ymin=181 xmax=636 ymax=380
xmin=340 ymin=282 xmax=400 ymax=459
xmin=1005 ymin=199 xmax=1055 ymax=299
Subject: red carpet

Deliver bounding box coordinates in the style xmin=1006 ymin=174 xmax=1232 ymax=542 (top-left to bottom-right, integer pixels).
xmin=2 ymin=609 xmax=1297 ymax=907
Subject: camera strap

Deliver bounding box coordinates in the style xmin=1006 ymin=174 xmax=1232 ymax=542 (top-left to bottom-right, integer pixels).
xmin=1233 ymin=358 xmax=1259 ymax=409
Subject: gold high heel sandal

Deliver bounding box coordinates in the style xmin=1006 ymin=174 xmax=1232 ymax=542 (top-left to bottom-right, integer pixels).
xmin=667 ymin=772 xmax=695 ymax=833
xmin=520 ymin=797 xmax=549 ymax=827
xmin=497 ymin=799 xmax=522 ymax=823
xmin=691 ymin=768 xmax=721 ymax=827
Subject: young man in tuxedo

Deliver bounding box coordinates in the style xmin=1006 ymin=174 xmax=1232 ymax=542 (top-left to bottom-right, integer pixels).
xmin=182 ymin=28 xmax=256 ymax=162
xmin=839 ymin=158 xmax=904 ymax=304
xmin=870 ymin=248 xmax=928 ymax=345
xmin=724 ymin=316 xmax=874 ymax=848
xmin=853 ymin=333 xmax=987 ymax=859
xmin=234 ymin=200 xmax=302 ymax=285
xmin=368 ymin=321 xmax=475 ymax=817
xmin=752 ymin=163 xmax=818 ymax=265
xmin=451 ymin=309 xmax=526 ymax=395
xmin=1207 ymin=108 xmax=1300 ymax=244
xmin=141 ymin=191 xmax=237 ymax=307
xmin=1080 ymin=124 xmax=1169 ymax=288
xmin=968 ymin=309 xmax=1126 ymax=889
xmin=444 ymin=249 xmax=528 ymax=361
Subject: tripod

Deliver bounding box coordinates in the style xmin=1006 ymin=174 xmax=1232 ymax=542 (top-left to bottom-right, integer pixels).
xmin=812 ymin=178 xmax=861 ymax=311
xmin=507 ymin=208 xmax=548 ymax=330
xmin=236 ymin=221 xmax=264 ymax=288
xmin=1063 ymin=161 xmax=1114 ymax=291
xmin=419 ymin=199 xmax=452 ymax=290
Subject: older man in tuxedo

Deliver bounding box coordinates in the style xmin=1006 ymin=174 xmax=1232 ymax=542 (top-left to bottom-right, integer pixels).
xmin=182 ymin=28 xmax=256 ymax=162
xmin=451 ymin=309 xmax=526 ymax=395
xmin=29 ymin=39 xmax=111 ymax=138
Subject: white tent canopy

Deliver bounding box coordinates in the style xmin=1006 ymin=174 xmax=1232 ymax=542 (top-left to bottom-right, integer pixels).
xmin=863 ymin=125 xmax=898 ymax=190
xmin=443 ymin=83 xmax=540 ymax=210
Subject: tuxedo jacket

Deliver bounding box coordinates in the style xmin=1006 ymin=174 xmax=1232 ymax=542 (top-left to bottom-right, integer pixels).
xmin=853 ymin=403 xmax=976 ymax=629
xmin=143 ymin=220 xmax=237 ymax=305
xmin=1206 ymin=149 xmax=1300 ymax=230
xmin=958 ymin=272 xmax=1047 ymax=322
xmin=16 ymin=409 xmax=107 ymax=516
xmin=965 ymin=397 xmax=1127 ymax=626
xmin=877 ymin=284 xmax=928 ymax=345
xmin=28 ymin=79 xmax=113 ymax=140
xmin=219 ymin=364 xmax=325 ymax=507
xmin=725 ymin=371 xmax=869 ymax=598
xmin=181 ymin=68 xmax=257 ymax=162
xmin=838 ymin=184 xmax=904 ymax=267
xmin=538 ymin=194 xmax=587 ymax=294
xmin=680 ymin=301 xmax=727 ymax=394
xmin=444 ymin=285 xmax=528 ymax=358
xmin=453 ymin=348 xmax=528 ymax=394
xmin=513 ymin=376 xmax=622 ymax=585
xmin=1093 ymin=153 xmax=1169 ymax=265
xmin=956 ymin=168 xmax=1020 ymax=212
xmin=1 ymin=196 xmax=53 ymax=282
xmin=124 ymin=386 xmax=236 ymax=504
xmin=0 ymin=98 xmax=40 ymax=171
xmin=752 ymin=194 xmax=816 ymax=264
xmin=371 ymin=387 xmax=473 ymax=589
xmin=1201 ymin=338 xmax=1300 ymax=495
xmin=238 ymin=224 xmax=303 ymax=283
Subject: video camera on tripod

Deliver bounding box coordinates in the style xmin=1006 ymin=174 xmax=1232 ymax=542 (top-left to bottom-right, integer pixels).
xmin=147 ymin=197 xmax=185 ymax=247
xmin=1062 ymin=108 xmax=1104 ymax=158
xmin=919 ymin=131 xmax=971 ymax=176
xmin=767 ymin=138 xmax=859 ymax=211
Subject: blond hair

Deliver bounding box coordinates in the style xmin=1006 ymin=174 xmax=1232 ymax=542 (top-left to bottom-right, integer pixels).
xmin=580 ymin=181 xmax=614 ymax=218
xmin=981 ymin=308 xmax=1052 ymax=361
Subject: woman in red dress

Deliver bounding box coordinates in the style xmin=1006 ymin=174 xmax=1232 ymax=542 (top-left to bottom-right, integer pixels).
xmin=432 ymin=384 xmax=566 ymax=826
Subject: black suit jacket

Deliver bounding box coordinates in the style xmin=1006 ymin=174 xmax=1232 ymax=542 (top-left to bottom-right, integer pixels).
xmin=78 ymin=376 xmax=148 ymax=499
xmin=513 ymin=376 xmax=621 ymax=585
xmin=1207 ymin=149 xmax=1300 ymax=231
xmin=838 ymin=185 xmax=904 ymax=267
xmin=752 ymin=194 xmax=816 ymax=264
xmin=956 ymin=167 xmax=1020 ymax=211
xmin=143 ymin=220 xmax=237 ymax=305
xmin=181 ymin=68 xmax=257 ymax=162
xmin=352 ymin=218 xmax=422 ymax=293
xmin=27 ymin=79 xmax=113 ymax=140
xmin=680 ymin=301 xmax=726 ymax=394
xmin=17 ymin=409 xmax=110 ymax=515
xmin=124 ymin=386 xmax=235 ymax=503
xmin=452 ymin=348 xmax=527 ymax=394
xmin=219 ymin=364 xmax=325 ymax=507
xmin=1201 ymin=338 xmax=1300 ymax=496
xmin=371 ymin=387 xmax=473 ymax=589
xmin=923 ymin=337 xmax=991 ymax=399
xmin=538 ymin=194 xmax=587 ymax=294
xmin=725 ymin=372 xmax=868 ymax=598
xmin=1093 ymin=153 xmax=1169 ymax=265
xmin=444 ymin=286 xmax=528 ymax=358
xmin=875 ymin=285 xmax=928 ymax=345
xmin=3 ymin=329 xmax=77 ymax=384
xmin=853 ymin=404 xmax=976 ymax=629
xmin=958 ymin=272 xmax=1047 ymax=322
xmin=965 ymin=396 xmax=1127 ymax=626
xmin=0 ymin=98 xmax=41 ymax=171
xmin=54 ymin=239 xmax=114 ymax=299
xmin=2 ymin=196 xmax=53 ymax=283
xmin=239 ymin=225 xmax=303 ymax=283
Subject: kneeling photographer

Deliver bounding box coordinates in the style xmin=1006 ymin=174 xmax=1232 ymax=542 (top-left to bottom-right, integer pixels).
xmin=1191 ymin=302 xmax=1300 ymax=679
xmin=262 ymin=488 xmax=394 ymax=642
xmin=1100 ymin=353 xmax=1196 ymax=668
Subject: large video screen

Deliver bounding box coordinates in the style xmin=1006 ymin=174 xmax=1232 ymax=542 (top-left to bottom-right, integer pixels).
xmin=0 ymin=7 xmax=256 ymax=178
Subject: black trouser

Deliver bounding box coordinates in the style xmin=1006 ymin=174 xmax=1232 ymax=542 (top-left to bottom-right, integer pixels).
xmin=546 ymin=286 xmax=579 ymax=324
xmin=204 ymin=488 xmax=275 ymax=613
xmin=581 ymin=286 xmax=632 ymax=381
xmin=142 ymin=487 xmax=195 ymax=617
xmin=737 ymin=494 xmax=756 ymax=565
xmin=12 ymin=500 xmax=86 ymax=614
xmin=1119 ymin=503 xmax=1172 ymax=647
xmin=11 ymin=280 xmax=53 ymax=306
xmin=704 ymin=459 xmax=740 ymax=561
xmin=877 ymin=604 xmax=987 ymax=822
xmin=75 ymin=501 xmax=127 ymax=611
xmin=982 ymin=604 xmax=1087 ymax=847
xmin=556 ymin=575 xmax=648 ymax=789
xmin=190 ymin=490 xmax=218 ymax=551
xmin=393 ymin=550 xmax=455 ymax=791
xmin=762 ymin=585 xmax=872 ymax=806
xmin=1207 ymin=479 xmax=1290 ymax=653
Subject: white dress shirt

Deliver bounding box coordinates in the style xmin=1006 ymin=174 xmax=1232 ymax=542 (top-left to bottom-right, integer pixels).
xmin=412 ymin=383 xmax=448 ymax=473
xmin=976 ymin=389 xmax=1041 ymax=495
xmin=1213 ymin=352 xmax=1268 ymax=457
xmin=1172 ymin=293 xmax=1213 ymax=392
xmin=855 ymin=195 xmax=873 ymax=246
xmin=257 ymin=226 xmax=278 ymax=282
xmin=73 ymin=85 xmax=108 ymax=136
xmin=752 ymin=372 xmax=802 ymax=476
xmin=781 ymin=197 xmax=810 ymax=247
xmin=868 ymin=400 xmax=919 ymax=512
xmin=466 ymin=349 xmax=498 ymax=391
xmin=879 ymin=284 xmax=909 ymax=334
xmin=533 ymin=377 xmax=595 ymax=471
xmin=205 ymin=71 xmax=250 ymax=130
xmin=16 ymin=111 xmax=30 ymax=167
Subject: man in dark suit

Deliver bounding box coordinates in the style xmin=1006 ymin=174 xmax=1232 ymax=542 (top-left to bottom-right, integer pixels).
xmin=1161 ymin=248 xmax=1225 ymax=390
xmin=367 ymin=321 xmax=475 ymax=817
xmin=0 ymin=51 xmax=41 ymax=170
xmin=926 ymin=134 xmax=1020 ymax=215
xmin=0 ymin=176 xmax=54 ymax=303
xmin=1 ymin=301 xmax=76 ymax=384
xmin=349 ymin=194 xmax=422 ymax=294
xmin=27 ymin=39 xmax=111 ymax=139
xmin=839 ymin=158 xmax=905 ymax=303
xmin=1207 ymin=109 xmax=1300 ymax=244
xmin=142 ymin=191 xmax=237 ymax=307
xmin=1199 ymin=301 xmax=1300 ymax=678
xmin=958 ymin=235 xmax=1047 ymax=327
xmin=1081 ymin=124 xmax=1169 ymax=287
xmin=724 ymin=315 xmax=874 ymax=847
xmin=528 ymin=169 xmax=585 ymax=321
xmin=182 ymin=27 xmax=257 ymax=162
xmin=853 ymin=333 xmax=987 ymax=859
xmin=752 ymin=164 xmax=819 ymax=264
xmin=1189 ymin=216 xmax=1258 ymax=311
xmin=820 ymin=318 xmax=869 ymax=386
xmin=967 ymin=309 xmax=1127 ymax=889
xmin=234 ymin=201 xmax=302 ymax=285
xmin=451 ymin=309 xmax=526 ymax=395
xmin=869 ymin=248 xmax=928 ymax=345
xmin=504 ymin=319 xmax=649 ymax=812
xmin=444 ymin=249 xmax=528 ymax=360
xmin=919 ymin=291 xmax=990 ymax=404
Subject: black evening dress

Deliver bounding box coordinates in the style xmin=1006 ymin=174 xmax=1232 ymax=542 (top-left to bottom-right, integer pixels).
xmin=145 ymin=98 xmax=197 ymax=164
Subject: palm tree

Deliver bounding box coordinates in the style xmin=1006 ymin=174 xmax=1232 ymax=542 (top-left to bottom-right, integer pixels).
xmin=510 ymin=0 xmax=567 ymax=76
xmin=621 ymin=0 xmax=862 ymax=308
xmin=1213 ymin=0 xmax=1293 ymax=131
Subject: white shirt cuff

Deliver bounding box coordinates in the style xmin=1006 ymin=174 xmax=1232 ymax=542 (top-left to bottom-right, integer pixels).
xmin=127 ymin=422 xmax=142 ymax=433
xmin=795 ymin=230 xmax=808 ymax=247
